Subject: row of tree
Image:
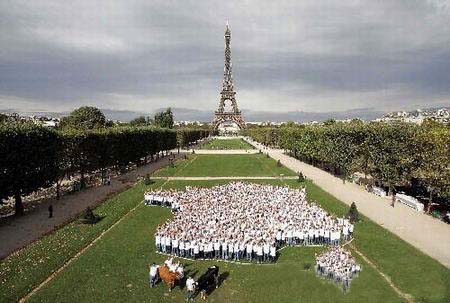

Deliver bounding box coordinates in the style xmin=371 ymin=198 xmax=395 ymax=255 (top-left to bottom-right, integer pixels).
xmin=59 ymin=106 xmax=176 ymax=130
xmin=0 ymin=123 xmax=208 ymax=215
xmin=244 ymin=121 xmax=450 ymax=210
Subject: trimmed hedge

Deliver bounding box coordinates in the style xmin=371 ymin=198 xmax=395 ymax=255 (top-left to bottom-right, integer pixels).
xmin=0 ymin=124 xmax=208 ymax=214
xmin=244 ymin=122 xmax=450 ymax=206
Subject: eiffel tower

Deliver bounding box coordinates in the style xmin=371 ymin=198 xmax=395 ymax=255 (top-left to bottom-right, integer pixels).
xmin=212 ymin=22 xmax=245 ymax=132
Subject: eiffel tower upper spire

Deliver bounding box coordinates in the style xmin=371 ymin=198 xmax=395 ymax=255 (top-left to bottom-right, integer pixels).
xmin=222 ymin=22 xmax=233 ymax=92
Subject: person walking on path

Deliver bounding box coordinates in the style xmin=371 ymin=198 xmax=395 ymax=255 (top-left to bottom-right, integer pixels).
xmin=48 ymin=204 xmax=53 ymax=218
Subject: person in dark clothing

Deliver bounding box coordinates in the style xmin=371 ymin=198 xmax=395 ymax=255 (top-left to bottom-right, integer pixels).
xmin=48 ymin=205 xmax=53 ymax=218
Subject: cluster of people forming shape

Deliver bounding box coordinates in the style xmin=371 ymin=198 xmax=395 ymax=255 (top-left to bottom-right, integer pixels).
xmin=315 ymin=246 xmax=362 ymax=291
xmin=146 ymin=182 xmax=354 ymax=261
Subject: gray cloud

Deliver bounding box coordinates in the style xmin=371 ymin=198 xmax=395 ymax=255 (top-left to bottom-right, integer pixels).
xmin=1 ymin=0 xmax=450 ymax=114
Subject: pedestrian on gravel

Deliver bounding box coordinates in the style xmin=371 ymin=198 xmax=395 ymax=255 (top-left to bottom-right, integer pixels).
xmin=48 ymin=204 xmax=53 ymax=218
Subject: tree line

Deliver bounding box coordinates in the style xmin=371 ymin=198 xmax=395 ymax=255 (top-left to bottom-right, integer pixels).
xmin=0 ymin=107 xmax=209 ymax=216
xmin=244 ymin=121 xmax=450 ymax=210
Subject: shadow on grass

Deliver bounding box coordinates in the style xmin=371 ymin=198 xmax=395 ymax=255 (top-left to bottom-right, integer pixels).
xmin=77 ymin=215 xmax=105 ymax=225
xmin=193 ymin=270 xmax=229 ymax=299
xmin=217 ymin=271 xmax=229 ymax=288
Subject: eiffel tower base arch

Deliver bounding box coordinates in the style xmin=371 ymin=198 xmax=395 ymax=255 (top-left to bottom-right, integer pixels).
xmin=212 ymin=112 xmax=245 ymax=133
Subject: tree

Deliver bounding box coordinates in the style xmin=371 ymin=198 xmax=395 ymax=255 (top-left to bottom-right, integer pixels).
xmin=366 ymin=122 xmax=421 ymax=206
xmin=59 ymin=106 xmax=107 ymax=130
xmin=0 ymin=113 xmax=9 ymax=123
xmin=347 ymin=202 xmax=359 ymax=223
xmin=323 ymin=119 xmax=336 ymax=126
xmin=130 ymin=116 xmax=151 ymax=126
xmin=154 ymin=108 xmax=174 ymax=129
xmin=415 ymin=127 xmax=450 ymax=212
xmin=0 ymin=123 xmax=60 ymax=215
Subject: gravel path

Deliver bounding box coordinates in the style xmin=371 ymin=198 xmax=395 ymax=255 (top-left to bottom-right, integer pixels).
xmin=0 ymin=154 xmax=183 ymax=260
xmin=246 ymin=139 xmax=450 ymax=268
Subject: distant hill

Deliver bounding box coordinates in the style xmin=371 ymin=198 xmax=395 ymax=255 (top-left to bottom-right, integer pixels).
xmin=160 ymin=107 xmax=386 ymax=123
xmin=1 ymin=107 xmax=387 ymax=123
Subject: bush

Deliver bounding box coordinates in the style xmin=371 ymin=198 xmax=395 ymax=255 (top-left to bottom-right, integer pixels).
xmin=431 ymin=210 xmax=442 ymax=219
xmin=79 ymin=207 xmax=100 ymax=224
xmin=143 ymin=174 xmax=151 ymax=185
xmin=347 ymin=202 xmax=359 ymax=223
xmin=298 ymin=171 xmax=305 ymax=182
xmin=277 ymin=159 xmax=281 ymax=167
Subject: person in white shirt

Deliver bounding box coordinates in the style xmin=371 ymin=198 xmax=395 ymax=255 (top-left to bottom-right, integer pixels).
xmin=319 ymin=228 xmax=324 ymax=244
xmin=269 ymin=245 xmax=276 ymax=262
xmin=186 ymin=276 xmax=196 ymax=302
xmin=349 ymin=224 xmax=354 ymax=238
xmin=185 ymin=241 xmax=191 ymax=258
xmin=222 ymin=241 xmax=228 ymax=260
xmin=276 ymin=230 xmax=282 ymax=247
xmin=298 ymin=230 xmax=304 ymax=246
xmin=263 ymin=243 xmax=270 ymax=262
xmin=308 ymin=229 xmax=314 ymax=245
xmin=324 ymin=229 xmax=330 ymax=245
xmin=179 ymin=241 xmax=185 ymax=257
xmin=239 ymin=242 xmax=246 ymax=261
xmin=287 ymin=229 xmax=293 ymax=246
xmin=155 ymin=235 xmax=161 ymax=252
xmin=149 ymin=263 xmax=159 ymax=288
xmin=168 ymin=262 xmax=177 ymax=273
xmin=246 ymin=242 xmax=253 ymax=261
xmin=199 ymin=242 xmax=204 ymax=259
xmin=165 ymin=237 xmax=172 ymax=254
xmin=164 ymin=257 xmax=173 ymax=268
xmin=214 ymin=241 xmax=221 ymax=259
xmin=228 ymin=242 xmax=234 ymax=260
xmin=207 ymin=242 xmax=214 ymax=259
xmin=234 ymin=242 xmax=240 ymax=261
xmin=193 ymin=243 xmax=199 ymax=259
xmin=160 ymin=236 xmax=166 ymax=253
xmin=256 ymin=244 xmax=263 ymax=263
xmin=172 ymin=238 xmax=179 ymax=255
xmin=343 ymin=226 xmax=349 ymax=241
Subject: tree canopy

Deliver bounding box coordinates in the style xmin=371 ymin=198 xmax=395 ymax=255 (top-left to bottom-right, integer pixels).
xmin=59 ymin=106 xmax=107 ymax=130
xmin=0 ymin=123 xmax=60 ymax=215
xmin=244 ymin=121 xmax=450 ymax=208
xmin=0 ymin=122 xmax=208 ymax=215
xmin=153 ymin=108 xmax=174 ymax=129
xmin=129 ymin=116 xmax=152 ymax=126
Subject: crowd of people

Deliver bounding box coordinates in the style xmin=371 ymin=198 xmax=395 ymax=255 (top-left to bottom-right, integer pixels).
xmin=146 ymin=182 xmax=354 ymax=263
xmin=315 ymin=246 xmax=361 ymax=291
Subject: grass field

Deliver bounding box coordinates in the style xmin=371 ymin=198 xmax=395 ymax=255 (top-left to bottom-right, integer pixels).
xmin=198 ymin=138 xmax=254 ymax=150
xmin=1 ymin=157 xmax=449 ymax=302
xmin=152 ymin=154 xmax=296 ymax=177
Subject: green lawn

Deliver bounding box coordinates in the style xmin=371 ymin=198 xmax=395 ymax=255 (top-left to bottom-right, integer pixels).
xmin=152 ymin=154 xmax=296 ymax=177
xmin=198 ymin=138 xmax=254 ymax=150
xmin=1 ymin=158 xmax=450 ymax=303
xmin=25 ymin=180 xmax=401 ymax=303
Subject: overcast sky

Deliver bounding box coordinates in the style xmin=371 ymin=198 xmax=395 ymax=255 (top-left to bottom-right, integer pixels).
xmin=1 ymin=0 xmax=450 ymax=113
